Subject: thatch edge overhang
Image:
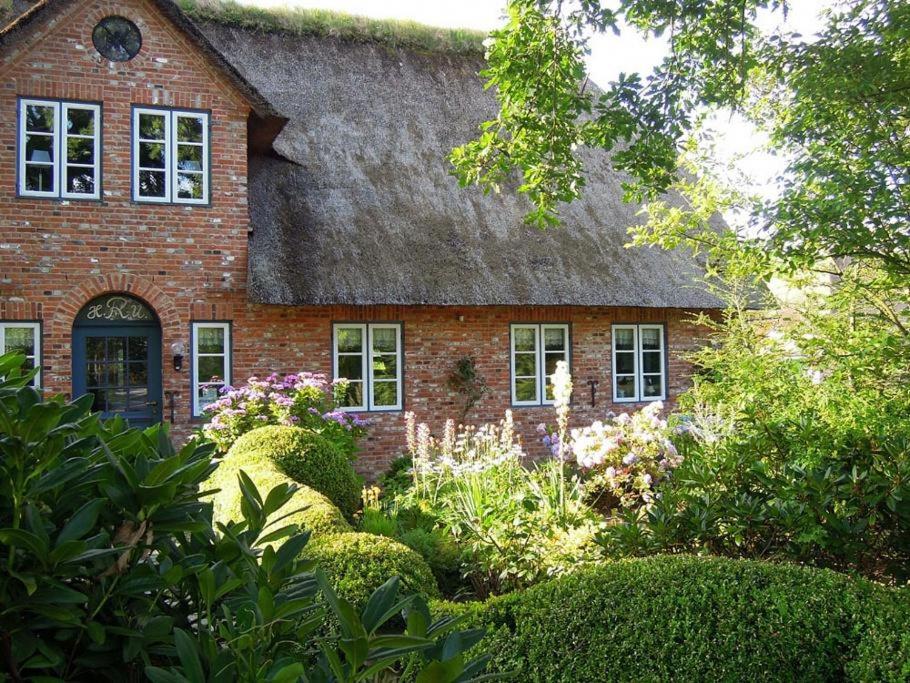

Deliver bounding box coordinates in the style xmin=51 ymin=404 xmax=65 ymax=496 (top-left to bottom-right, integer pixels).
xmin=0 ymin=0 xmax=283 ymax=121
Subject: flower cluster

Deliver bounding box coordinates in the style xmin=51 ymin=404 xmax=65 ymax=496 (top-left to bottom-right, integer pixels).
xmin=201 ymin=372 xmax=367 ymax=453
xmin=568 ymin=401 xmax=682 ymax=510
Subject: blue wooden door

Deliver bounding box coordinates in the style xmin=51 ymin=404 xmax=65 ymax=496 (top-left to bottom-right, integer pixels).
xmin=72 ymin=325 xmax=163 ymax=426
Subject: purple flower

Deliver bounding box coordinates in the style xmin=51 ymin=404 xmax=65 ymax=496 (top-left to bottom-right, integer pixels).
xmin=622 ymin=453 xmax=639 ymax=466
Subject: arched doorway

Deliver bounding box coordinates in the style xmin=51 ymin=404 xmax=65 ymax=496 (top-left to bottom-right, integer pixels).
xmin=72 ymin=294 xmax=163 ymax=426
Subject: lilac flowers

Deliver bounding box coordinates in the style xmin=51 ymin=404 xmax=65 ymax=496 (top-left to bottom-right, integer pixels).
xmin=201 ymin=371 xmax=368 ymax=452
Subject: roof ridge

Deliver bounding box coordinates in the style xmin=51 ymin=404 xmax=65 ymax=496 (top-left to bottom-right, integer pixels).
xmin=177 ymin=0 xmax=488 ymax=55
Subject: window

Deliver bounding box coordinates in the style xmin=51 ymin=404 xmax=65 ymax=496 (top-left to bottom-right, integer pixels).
xmin=191 ymin=322 xmax=231 ymax=416
xmin=133 ymin=107 xmax=209 ymax=204
xmin=510 ymin=323 xmax=570 ymax=406
xmin=612 ymin=324 xmax=666 ymax=402
xmin=18 ymin=99 xmax=100 ymax=199
xmin=333 ymin=323 xmax=402 ymax=411
xmin=0 ymin=322 xmax=41 ymax=386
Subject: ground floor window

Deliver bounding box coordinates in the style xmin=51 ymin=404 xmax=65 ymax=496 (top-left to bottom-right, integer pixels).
xmin=0 ymin=321 xmax=41 ymax=386
xmin=333 ymin=323 xmax=402 ymax=411
xmin=612 ymin=323 xmax=666 ymax=402
xmin=192 ymin=322 xmax=231 ymax=416
xmin=510 ymin=323 xmax=570 ymax=406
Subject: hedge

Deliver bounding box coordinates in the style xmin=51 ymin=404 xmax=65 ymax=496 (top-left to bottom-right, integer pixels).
xmin=430 ymin=555 xmax=909 ymax=682
xmin=303 ymin=532 xmax=440 ymax=610
xmin=227 ymin=425 xmax=361 ymax=518
xmin=205 ymin=441 xmax=350 ymax=537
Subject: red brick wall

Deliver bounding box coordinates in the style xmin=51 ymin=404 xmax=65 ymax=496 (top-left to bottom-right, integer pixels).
xmin=0 ymin=0 xmax=713 ymax=480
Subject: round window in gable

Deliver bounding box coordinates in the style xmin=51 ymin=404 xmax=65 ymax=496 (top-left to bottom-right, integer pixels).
xmin=92 ymin=16 xmax=142 ymax=62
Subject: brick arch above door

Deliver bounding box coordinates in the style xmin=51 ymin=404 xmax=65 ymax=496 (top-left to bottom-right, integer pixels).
xmin=49 ymin=274 xmax=180 ymax=339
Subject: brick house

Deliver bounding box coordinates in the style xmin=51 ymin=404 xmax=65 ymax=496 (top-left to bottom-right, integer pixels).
xmin=0 ymin=0 xmax=722 ymax=477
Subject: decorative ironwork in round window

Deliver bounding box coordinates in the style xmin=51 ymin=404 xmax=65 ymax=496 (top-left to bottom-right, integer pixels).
xmin=92 ymin=16 xmax=142 ymax=62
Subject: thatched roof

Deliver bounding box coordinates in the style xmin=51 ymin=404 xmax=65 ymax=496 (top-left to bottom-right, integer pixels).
xmin=194 ymin=20 xmax=724 ymax=309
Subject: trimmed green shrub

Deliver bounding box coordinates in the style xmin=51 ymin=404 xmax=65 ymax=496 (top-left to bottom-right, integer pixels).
xmin=228 ymin=425 xmax=362 ymax=518
xmin=205 ymin=439 xmax=350 ymax=536
xmin=430 ymin=555 xmax=908 ymax=682
xmin=847 ymin=588 xmax=910 ymax=682
xmin=304 ymin=532 xmax=440 ymax=609
xmin=398 ymin=527 xmax=464 ymax=597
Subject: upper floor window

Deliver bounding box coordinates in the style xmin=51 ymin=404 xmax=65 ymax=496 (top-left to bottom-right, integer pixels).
xmin=510 ymin=323 xmax=570 ymax=406
xmin=0 ymin=322 xmax=41 ymax=386
xmin=18 ymin=99 xmax=100 ymax=200
xmin=612 ymin=323 xmax=666 ymax=402
xmin=133 ymin=107 xmax=209 ymax=204
xmin=333 ymin=323 xmax=402 ymax=412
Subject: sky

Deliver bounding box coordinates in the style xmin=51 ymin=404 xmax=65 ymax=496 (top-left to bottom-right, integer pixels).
xmin=236 ymin=0 xmax=835 ymax=204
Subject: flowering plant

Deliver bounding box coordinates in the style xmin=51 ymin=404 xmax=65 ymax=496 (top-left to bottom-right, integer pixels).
xmin=569 ymin=401 xmax=682 ymax=510
xmin=201 ymin=372 xmax=367 ymax=454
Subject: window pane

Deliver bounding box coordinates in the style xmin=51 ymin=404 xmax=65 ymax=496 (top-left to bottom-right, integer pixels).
xmin=544 ymin=327 xmax=566 ymax=351
xmin=340 ymin=381 xmax=364 ymax=408
xmin=90 ymin=388 xmax=106 ymax=411
xmin=26 ymin=134 xmax=54 ymax=162
xmin=128 ymin=336 xmax=148 ymax=361
xmin=138 ymin=170 xmax=166 ymax=197
xmin=614 ymin=328 xmax=635 ymax=351
xmin=108 ymin=388 xmax=128 ymax=412
xmin=197 ymin=384 xmax=222 ymax=410
xmin=336 ymin=327 xmax=363 ymax=353
xmin=177 ymin=116 xmax=203 ymax=143
xmin=198 ymin=355 xmax=225 ymax=384
xmin=128 ymin=362 xmax=148 ymax=385
xmin=372 ymin=327 xmax=397 ymax=353
xmin=643 ymin=375 xmax=663 ymax=398
xmin=128 ymin=386 xmax=148 ymax=408
xmin=107 ymin=337 xmax=125 ymax=361
xmin=105 ymin=362 xmax=125 ymax=387
xmin=26 ymin=104 xmax=55 ymax=132
xmin=616 ymin=375 xmax=637 ymax=399
xmin=176 ymin=173 xmax=203 ymax=199
xmin=177 ymin=144 xmax=203 ymax=171
xmin=642 ymin=351 xmax=662 ymax=374
xmin=513 ymin=327 xmax=536 ymax=352
xmin=514 ymin=352 xmax=536 ymax=377
xmin=86 ymin=336 xmax=106 ymax=362
xmin=25 ymin=165 xmax=54 ymax=192
xmin=373 ymin=354 xmax=397 ymax=380
xmin=338 ymin=354 xmax=364 ymax=381
xmin=66 ymin=168 xmax=95 ymax=195
xmin=86 ymin=363 xmax=103 ymax=387
xmin=4 ymin=327 xmax=35 ymax=355
xmin=139 ymin=113 xmax=166 ymax=140
xmin=67 ymin=108 xmax=95 ymax=136
xmin=641 ymin=327 xmax=662 ymax=350
xmin=196 ymin=327 xmax=225 ymax=354
xmin=615 ymin=351 xmax=635 ymax=375
xmin=139 ymin=142 xmax=166 ymax=169
xmin=67 ymin=136 xmax=94 ymax=164
xmin=544 ymin=352 xmax=566 ymax=378
xmin=515 ymin=377 xmax=537 ymax=402
xmin=372 ymin=380 xmax=397 ymax=407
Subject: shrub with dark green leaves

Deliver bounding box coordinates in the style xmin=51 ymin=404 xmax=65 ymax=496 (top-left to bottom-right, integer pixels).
xmin=304 ymin=532 xmax=439 ymax=610
xmin=846 ymin=588 xmax=910 ymax=682
xmin=228 ymin=425 xmax=362 ymax=518
xmin=432 ymin=555 xmax=908 ymax=682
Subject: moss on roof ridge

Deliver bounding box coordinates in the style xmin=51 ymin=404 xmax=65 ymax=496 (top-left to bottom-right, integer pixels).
xmin=177 ymin=0 xmax=487 ymax=55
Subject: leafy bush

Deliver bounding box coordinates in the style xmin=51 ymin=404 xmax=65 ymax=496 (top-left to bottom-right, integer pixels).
xmin=206 ymin=446 xmax=351 ymax=536
xmin=435 ymin=555 xmax=908 ymax=682
xmin=202 ymin=372 xmax=367 ymax=455
xmin=228 ymin=425 xmax=362 ymax=518
xmin=846 ymin=589 xmax=910 ymax=682
xmin=601 ymin=300 xmax=910 ymax=582
xmin=0 ymin=352 xmax=495 ymax=682
xmin=303 ymin=532 xmax=440 ymax=610
xmin=397 ymin=527 xmax=464 ymax=597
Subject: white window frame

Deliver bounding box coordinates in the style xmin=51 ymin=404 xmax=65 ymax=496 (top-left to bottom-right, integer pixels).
xmin=0 ymin=321 xmax=42 ymax=387
xmin=510 ymin=323 xmax=570 ymax=406
xmin=191 ymin=322 xmax=231 ymax=417
xmin=611 ymin=323 xmax=667 ymax=403
xmin=18 ymin=98 xmax=101 ymax=200
xmin=333 ymin=323 xmax=403 ymax=412
xmin=132 ymin=107 xmax=209 ymax=205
